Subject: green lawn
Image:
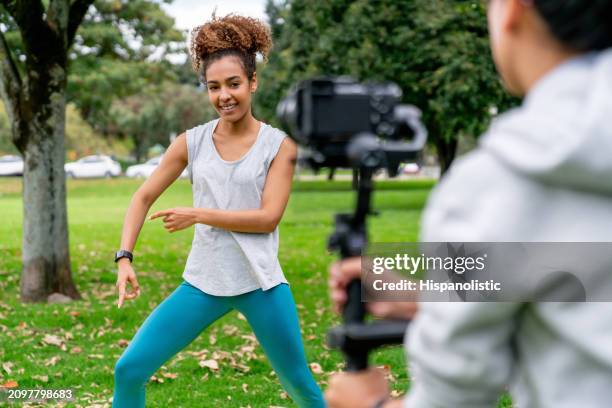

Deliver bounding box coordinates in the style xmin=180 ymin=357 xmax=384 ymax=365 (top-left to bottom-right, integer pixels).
xmin=0 ymin=178 xmax=428 ymax=407
xmin=0 ymin=177 xmax=511 ymax=407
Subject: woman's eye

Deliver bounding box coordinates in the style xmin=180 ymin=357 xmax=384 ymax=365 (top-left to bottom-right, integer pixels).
xmin=231 ymin=83 xmax=240 ymax=88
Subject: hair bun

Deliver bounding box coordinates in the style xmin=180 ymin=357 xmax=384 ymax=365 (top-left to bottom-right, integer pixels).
xmin=190 ymin=14 xmax=272 ymax=72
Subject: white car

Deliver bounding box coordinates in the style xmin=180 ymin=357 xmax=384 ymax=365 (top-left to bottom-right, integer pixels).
xmin=0 ymin=155 xmax=24 ymax=176
xmin=126 ymin=155 xmax=188 ymax=179
xmin=400 ymin=162 xmax=421 ymax=175
xmin=64 ymin=155 xmax=122 ymax=179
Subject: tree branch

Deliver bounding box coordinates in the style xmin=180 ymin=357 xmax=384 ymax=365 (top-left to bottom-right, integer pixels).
xmin=0 ymin=0 xmax=46 ymax=50
xmin=67 ymin=0 xmax=94 ymax=47
xmin=0 ymin=28 xmax=25 ymax=152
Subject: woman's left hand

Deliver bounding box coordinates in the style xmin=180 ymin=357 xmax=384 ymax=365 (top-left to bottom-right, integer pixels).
xmin=150 ymin=207 xmax=198 ymax=232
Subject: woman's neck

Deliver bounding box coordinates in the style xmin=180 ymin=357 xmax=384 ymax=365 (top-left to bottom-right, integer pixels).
xmin=217 ymin=111 xmax=259 ymax=137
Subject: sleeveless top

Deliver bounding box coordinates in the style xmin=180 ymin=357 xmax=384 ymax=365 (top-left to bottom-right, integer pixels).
xmin=182 ymin=118 xmax=289 ymax=296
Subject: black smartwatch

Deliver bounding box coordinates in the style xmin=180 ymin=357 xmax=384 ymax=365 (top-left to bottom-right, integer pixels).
xmin=114 ymin=250 xmax=133 ymax=263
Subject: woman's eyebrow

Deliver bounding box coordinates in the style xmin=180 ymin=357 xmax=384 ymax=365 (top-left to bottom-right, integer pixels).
xmin=205 ymin=76 xmax=241 ymax=85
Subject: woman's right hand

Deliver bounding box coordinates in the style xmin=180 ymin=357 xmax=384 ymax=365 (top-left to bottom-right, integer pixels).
xmin=116 ymin=259 xmax=141 ymax=308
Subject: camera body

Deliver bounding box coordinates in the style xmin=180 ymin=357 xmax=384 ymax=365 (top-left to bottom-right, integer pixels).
xmin=277 ymin=77 xmax=425 ymax=172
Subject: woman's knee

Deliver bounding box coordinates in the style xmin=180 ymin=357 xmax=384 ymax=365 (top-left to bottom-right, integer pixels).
xmin=114 ymin=354 xmax=150 ymax=387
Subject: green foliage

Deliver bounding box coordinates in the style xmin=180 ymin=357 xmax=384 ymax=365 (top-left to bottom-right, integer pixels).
xmin=66 ymin=0 xmax=185 ymax=132
xmin=0 ymin=102 xmax=17 ymax=155
xmin=256 ymin=0 xmax=519 ymax=172
xmin=1 ymin=0 xmax=188 ymax=153
xmin=0 ymin=101 xmax=129 ymax=156
xmin=108 ymin=82 xmax=217 ymax=161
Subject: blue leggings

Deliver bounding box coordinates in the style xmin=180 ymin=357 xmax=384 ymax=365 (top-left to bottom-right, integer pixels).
xmin=113 ymin=281 xmax=325 ymax=407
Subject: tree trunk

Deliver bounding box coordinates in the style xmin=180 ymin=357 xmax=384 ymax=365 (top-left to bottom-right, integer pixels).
xmin=434 ymin=136 xmax=458 ymax=177
xmin=19 ymin=64 xmax=80 ymax=302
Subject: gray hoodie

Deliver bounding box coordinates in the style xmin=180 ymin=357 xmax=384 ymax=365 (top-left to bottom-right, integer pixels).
xmin=404 ymin=49 xmax=612 ymax=407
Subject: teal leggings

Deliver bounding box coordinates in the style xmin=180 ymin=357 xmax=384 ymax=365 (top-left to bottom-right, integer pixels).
xmin=113 ymin=281 xmax=325 ymax=407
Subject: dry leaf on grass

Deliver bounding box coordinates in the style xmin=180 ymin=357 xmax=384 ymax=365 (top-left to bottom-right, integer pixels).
xmin=32 ymin=375 xmax=49 ymax=383
xmin=161 ymin=372 xmax=178 ymax=379
xmin=42 ymin=334 xmax=64 ymax=347
xmin=198 ymin=359 xmax=219 ymax=371
xmin=44 ymin=356 xmax=61 ymax=366
xmin=1 ymin=380 xmax=18 ymax=388
xmin=309 ymin=362 xmax=323 ymax=374
xmin=2 ymin=362 xmax=13 ymax=375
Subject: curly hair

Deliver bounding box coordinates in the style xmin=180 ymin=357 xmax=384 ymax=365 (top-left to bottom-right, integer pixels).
xmin=189 ymin=14 xmax=273 ymax=82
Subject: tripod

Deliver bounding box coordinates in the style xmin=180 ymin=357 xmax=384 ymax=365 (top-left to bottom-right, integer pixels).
xmin=326 ymin=133 xmax=411 ymax=371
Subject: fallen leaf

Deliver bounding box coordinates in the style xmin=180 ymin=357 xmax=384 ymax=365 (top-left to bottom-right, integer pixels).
xmin=1 ymin=380 xmax=18 ymax=388
xmin=2 ymin=362 xmax=13 ymax=375
xmin=309 ymin=362 xmax=323 ymax=374
xmin=32 ymin=375 xmax=49 ymax=383
xmin=117 ymin=339 xmax=130 ymax=347
xmin=198 ymin=359 xmax=219 ymax=371
xmin=42 ymin=334 xmax=64 ymax=348
xmin=71 ymin=346 xmax=82 ymax=354
xmin=149 ymin=375 xmax=164 ymax=384
xmin=242 ymin=383 xmax=248 ymax=393
xmin=44 ymin=356 xmax=61 ymax=367
xmin=161 ymin=372 xmax=178 ymax=379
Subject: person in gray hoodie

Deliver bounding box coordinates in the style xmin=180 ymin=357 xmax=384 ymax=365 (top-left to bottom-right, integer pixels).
xmin=325 ymin=0 xmax=612 ymax=407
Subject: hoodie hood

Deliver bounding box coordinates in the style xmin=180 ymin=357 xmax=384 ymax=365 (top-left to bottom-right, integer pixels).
xmin=481 ymin=48 xmax=612 ymax=195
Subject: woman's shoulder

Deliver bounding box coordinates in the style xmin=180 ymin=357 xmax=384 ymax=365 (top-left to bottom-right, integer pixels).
xmin=186 ymin=119 xmax=219 ymax=137
xmin=260 ymin=122 xmax=288 ymax=146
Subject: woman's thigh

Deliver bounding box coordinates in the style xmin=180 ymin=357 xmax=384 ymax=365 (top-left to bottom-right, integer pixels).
xmin=117 ymin=281 xmax=232 ymax=371
xmin=233 ymin=284 xmax=310 ymax=367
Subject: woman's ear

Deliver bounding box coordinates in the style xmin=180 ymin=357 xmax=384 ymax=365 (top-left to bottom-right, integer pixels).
xmin=250 ymin=72 xmax=258 ymax=93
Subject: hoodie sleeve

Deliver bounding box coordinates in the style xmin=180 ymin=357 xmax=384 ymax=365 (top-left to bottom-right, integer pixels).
xmin=404 ymin=150 xmax=527 ymax=407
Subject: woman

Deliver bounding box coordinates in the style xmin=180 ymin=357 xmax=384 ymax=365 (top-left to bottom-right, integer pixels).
xmin=112 ymin=14 xmax=325 ymax=408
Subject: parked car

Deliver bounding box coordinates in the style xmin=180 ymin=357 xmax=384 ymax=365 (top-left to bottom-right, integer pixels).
xmin=64 ymin=155 xmax=122 ymax=179
xmin=0 ymin=155 xmax=24 ymax=176
xmin=400 ymin=162 xmax=421 ymax=175
xmin=126 ymin=155 xmax=188 ymax=179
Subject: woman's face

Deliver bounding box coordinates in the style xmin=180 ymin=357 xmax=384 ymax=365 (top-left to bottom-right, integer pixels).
xmin=205 ymin=56 xmax=257 ymax=122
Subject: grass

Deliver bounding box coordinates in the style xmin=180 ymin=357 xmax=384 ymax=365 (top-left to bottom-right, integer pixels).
xmin=0 ymin=177 xmax=511 ymax=407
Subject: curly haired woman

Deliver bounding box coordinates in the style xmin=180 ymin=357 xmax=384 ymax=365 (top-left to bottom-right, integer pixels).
xmin=112 ymin=14 xmax=325 ymax=408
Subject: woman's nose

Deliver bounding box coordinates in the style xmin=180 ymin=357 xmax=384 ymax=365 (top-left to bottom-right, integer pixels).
xmin=219 ymin=88 xmax=232 ymax=101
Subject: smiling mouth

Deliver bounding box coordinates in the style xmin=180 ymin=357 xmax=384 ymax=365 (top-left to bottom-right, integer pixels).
xmin=220 ymin=103 xmax=237 ymax=112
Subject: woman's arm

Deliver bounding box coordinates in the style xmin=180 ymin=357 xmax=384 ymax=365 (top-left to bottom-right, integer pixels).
xmin=116 ymin=133 xmax=188 ymax=307
xmin=150 ymin=137 xmax=297 ymax=234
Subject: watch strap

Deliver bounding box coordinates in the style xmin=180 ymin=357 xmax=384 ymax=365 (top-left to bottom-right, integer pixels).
xmin=114 ymin=250 xmax=133 ymax=263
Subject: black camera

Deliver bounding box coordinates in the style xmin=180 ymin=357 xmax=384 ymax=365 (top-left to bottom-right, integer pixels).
xmin=276 ymin=77 xmax=427 ymax=371
xmin=276 ymin=77 xmax=426 ymax=174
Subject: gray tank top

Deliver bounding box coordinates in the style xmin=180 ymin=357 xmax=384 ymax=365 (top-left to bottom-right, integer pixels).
xmin=182 ymin=119 xmax=289 ymax=296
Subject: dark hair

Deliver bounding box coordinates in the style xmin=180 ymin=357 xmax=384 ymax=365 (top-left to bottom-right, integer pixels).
xmin=189 ymin=14 xmax=272 ymax=82
xmin=534 ymin=0 xmax=612 ymax=51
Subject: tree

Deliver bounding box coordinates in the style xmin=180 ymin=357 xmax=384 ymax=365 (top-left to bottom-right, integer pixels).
xmin=66 ymin=0 xmax=184 ymax=133
xmin=257 ymin=0 xmax=517 ymax=173
xmin=108 ymin=82 xmax=216 ymax=162
xmin=0 ymin=0 xmax=97 ymax=302
xmin=0 ymin=0 xmax=181 ymax=302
